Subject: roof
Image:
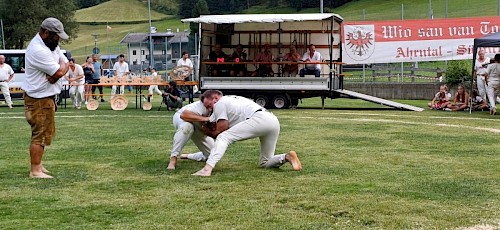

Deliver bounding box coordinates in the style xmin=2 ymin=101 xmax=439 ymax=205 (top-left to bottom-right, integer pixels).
xmin=100 ymin=54 xmax=120 ymax=60
xmin=169 ymin=31 xmax=190 ymax=43
xmin=181 ymin=13 xmax=343 ymax=24
xmin=474 ymin=32 xmax=500 ymax=48
xmin=120 ymin=32 xmax=176 ymax=44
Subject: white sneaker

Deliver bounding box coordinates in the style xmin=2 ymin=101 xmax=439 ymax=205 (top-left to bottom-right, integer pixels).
xmin=8 ymin=104 xmax=13 ymax=109
xmin=85 ymin=101 xmax=88 ymax=105
xmin=444 ymin=108 xmax=452 ymax=111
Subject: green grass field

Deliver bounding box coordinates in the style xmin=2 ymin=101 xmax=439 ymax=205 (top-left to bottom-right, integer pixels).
xmin=74 ymin=0 xmax=168 ymax=23
xmin=1 ymin=97 xmax=499 ymax=229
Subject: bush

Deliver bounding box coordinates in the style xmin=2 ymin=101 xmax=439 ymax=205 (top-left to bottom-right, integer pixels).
xmin=445 ymin=60 xmax=472 ymax=87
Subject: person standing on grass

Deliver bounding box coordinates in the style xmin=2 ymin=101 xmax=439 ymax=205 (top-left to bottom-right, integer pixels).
xmin=475 ymin=49 xmax=490 ymax=102
xmin=0 ymin=55 xmax=15 ymax=109
xmin=147 ymin=68 xmax=163 ymax=102
xmin=167 ymin=94 xmax=217 ymax=170
xmin=110 ymin=54 xmax=129 ymax=100
xmin=22 ymin=17 xmax=69 ymax=178
xmin=91 ymin=54 xmax=105 ymax=102
xmin=81 ymin=56 xmax=95 ymax=104
xmin=64 ymin=58 xmax=84 ymax=109
xmin=484 ymin=53 xmax=500 ymax=115
xmin=189 ymin=90 xmax=302 ymax=177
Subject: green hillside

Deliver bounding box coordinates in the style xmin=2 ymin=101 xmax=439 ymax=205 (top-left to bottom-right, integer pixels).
xmin=75 ymin=0 xmax=168 ymax=23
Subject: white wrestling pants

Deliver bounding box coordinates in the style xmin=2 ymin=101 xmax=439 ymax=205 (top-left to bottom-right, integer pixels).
xmin=206 ymin=110 xmax=286 ymax=168
xmin=0 ymin=82 xmax=12 ymax=106
xmin=148 ymin=85 xmax=163 ymax=96
xmin=171 ymin=111 xmax=214 ymax=161
xmin=477 ymin=75 xmax=487 ymax=101
xmin=486 ymin=79 xmax=500 ymax=109
xmin=69 ymin=84 xmax=84 ymax=107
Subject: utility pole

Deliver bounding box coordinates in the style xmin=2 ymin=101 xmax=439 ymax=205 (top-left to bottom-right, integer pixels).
xmin=148 ymin=0 xmax=154 ymax=69
xmin=320 ymin=0 xmax=323 ymax=13
xmin=1 ymin=19 xmax=5 ymax=49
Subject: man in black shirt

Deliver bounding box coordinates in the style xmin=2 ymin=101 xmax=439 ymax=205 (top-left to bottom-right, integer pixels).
xmin=163 ymin=80 xmax=183 ymax=111
xmin=208 ymin=44 xmax=227 ymax=76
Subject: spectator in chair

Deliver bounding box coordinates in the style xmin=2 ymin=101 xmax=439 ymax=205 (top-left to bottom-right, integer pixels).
xmin=252 ymin=44 xmax=274 ymax=77
xmin=208 ymin=44 xmax=227 ymax=76
xmin=229 ymin=44 xmax=247 ymax=77
xmin=163 ymin=80 xmax=183 ymax=111
xmin=300 ymin=44 xmax=322 ymax=78
xmin=283 ymin=45 xmax=301 ymax=77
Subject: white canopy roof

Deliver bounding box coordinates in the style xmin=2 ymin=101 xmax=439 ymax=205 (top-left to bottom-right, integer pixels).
xmin=181 ymin=13 xmax=343 ymax=24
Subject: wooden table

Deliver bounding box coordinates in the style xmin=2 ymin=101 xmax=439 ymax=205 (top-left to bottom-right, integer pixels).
xmin=61 ymin=81 xmax=198 ymax=109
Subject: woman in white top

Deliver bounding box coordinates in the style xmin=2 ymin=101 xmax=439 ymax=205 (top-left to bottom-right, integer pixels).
xmin=485 ymin=53 xmax=500 ymax=115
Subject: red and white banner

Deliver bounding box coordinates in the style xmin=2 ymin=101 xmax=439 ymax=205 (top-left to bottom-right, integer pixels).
xmin=342 ymin=17 xmax=500 ymax=64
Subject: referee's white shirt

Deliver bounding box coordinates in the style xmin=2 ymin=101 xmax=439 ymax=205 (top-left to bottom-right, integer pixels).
xmin=22 ymin=33 xmax=68 ymax=98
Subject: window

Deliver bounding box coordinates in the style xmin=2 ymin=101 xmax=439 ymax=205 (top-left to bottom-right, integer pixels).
xmin=133 ymin=50 xmax=137 ymax=55
xmin=141 ymin=50 xmax=145 ymax=55
xmin=3 ymin=54 xmax=25 ymax=73
xmin=162 ymin=50 xmax=166 ymax=55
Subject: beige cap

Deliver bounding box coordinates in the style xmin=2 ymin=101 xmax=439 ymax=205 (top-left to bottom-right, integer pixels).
xmin=41 ymin=17 xmax=69 ymax=40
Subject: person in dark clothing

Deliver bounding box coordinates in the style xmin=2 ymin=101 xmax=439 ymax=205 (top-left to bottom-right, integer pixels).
xmin=163 ymin=80 xmax=183 ymax=111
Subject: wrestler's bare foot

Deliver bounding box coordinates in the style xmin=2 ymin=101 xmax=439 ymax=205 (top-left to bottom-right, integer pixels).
xmin=192 ymin=165 xmax=213 ymax=176
xmin=167 ymin=157 xmax=177 ymax=170
xmin=179 ymin=154 xmax=189 ymax=159
xmin=29 ymin=172 xmax=53 ymax=179
xmin=41 ymin=165 xmax=50 ymax=173
xmin=285 ymin=151 xmax=302 ymax=171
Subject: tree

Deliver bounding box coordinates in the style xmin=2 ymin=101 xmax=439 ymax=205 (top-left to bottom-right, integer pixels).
xmin=192 ymin=0 xmax=209 ymax=17
xmin=177 ymin=0 xmax=196 ymax=18
xmin=0 ymin=0 xmax=79 ymax=49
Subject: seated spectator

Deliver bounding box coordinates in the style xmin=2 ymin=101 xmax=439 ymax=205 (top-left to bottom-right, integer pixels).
xmin=229 ymin=44 xmax=247 ymax=77
xmin=252 ymin=44 xmax=274 ymax=77
xmin=208 ymin=44 xmax=227 ymax=76
xmin=470 ymin=89 xmax=488 ymax=111
xmin=282 ymin=45 xmax=301 ymax=77
xmin=428 ymin=84 xmax=451 ymax=110
xmin=300 ymin=44 xmax=322 ymax=78
xmin=162 ymin=80 xmax=183 ymax=111
xmin=447 ymin=85 xmax=469 ymax=111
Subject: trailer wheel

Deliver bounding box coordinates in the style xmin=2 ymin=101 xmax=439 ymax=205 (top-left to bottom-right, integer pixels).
xmin=254 ymin=95 xmax=269 ymax=108
xmin=272 ymin=95 xmax=289 ymax=109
